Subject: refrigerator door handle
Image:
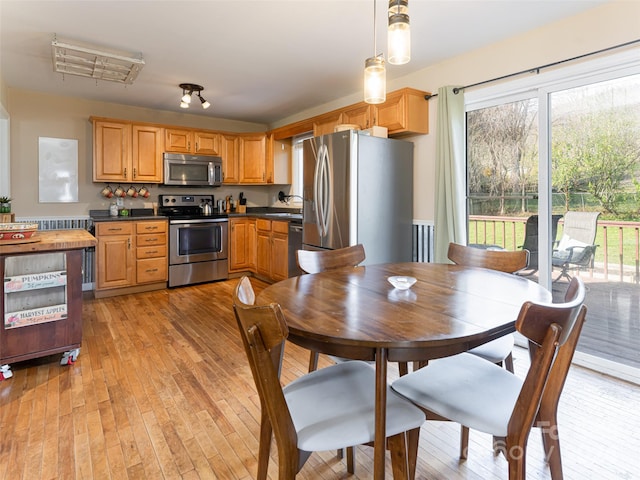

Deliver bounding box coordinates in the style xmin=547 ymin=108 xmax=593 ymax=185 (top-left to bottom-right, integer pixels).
xmin=316 ymin=143 xmax=333 ymax=238
xmin=313 ymin=145 xmax=324 ymax=237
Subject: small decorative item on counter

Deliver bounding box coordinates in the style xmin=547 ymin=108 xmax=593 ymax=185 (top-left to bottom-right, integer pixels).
xmin=119 ymin=208 xmax=129 ymax=216
xmin=0 ymin=196 xmax=12 ymax=213
xmin=109 ymin=203 xmax=118 ymax=217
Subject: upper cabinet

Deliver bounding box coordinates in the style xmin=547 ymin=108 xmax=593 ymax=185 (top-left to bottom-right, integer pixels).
xmin=271 ymin=87 xmax=430 ymax=140
xmin=93 ymin=118 xmax=163 ymax=183
xmin=239 ymin=133 xmax=268 ymax=183
xmin=220 ymin=132 xmax=270 ymax=184
xmin=313 ymin=111 xmax=344 ymax=137
xmin=165 ymin=128 xmax=220 ymax=155
xmin=375 ymin=88 xmax=429 ymax=136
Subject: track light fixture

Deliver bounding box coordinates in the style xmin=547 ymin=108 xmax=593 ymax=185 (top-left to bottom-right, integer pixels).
xmin=178 ymin=83 xmax=210 ymax=110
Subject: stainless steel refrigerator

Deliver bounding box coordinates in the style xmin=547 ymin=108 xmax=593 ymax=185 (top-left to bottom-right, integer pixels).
xmin=302 ymin=130 xmax=413 ymax=265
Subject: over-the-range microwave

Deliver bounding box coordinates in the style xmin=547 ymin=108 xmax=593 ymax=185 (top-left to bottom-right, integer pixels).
xmin=163 ymin=153 xmax=223 ymax=187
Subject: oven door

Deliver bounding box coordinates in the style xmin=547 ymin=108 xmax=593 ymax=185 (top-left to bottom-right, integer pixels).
xmin=169 ymin=219 xmax=228 ymax=265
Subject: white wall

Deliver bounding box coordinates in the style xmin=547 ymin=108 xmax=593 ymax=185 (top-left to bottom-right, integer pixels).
xmin=6 ymin=90 xmax=272 ymax=218
xmin=274 ymin=1 xmax=640 ymax=222
xmin=6 ymin=1 xmax=639 ymax=220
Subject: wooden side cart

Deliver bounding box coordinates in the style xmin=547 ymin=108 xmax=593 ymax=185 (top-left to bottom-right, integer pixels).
xmin=0 ymin=229 xmax=96 ymax=380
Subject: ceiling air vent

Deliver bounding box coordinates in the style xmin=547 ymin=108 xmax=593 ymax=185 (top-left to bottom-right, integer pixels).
xmin=51 ymin=37 xmax=145 ymax=85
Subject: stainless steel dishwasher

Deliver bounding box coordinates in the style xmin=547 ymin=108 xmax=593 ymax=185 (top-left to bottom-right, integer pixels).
xmin=288 ymin=222 xmax=303 ymax=277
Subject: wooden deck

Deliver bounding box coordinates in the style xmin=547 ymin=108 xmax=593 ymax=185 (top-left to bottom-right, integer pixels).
xmin=1 ymin=278 xmax=639 ymax=479
xmin=549 ymin=275 xmax=640 ymax=370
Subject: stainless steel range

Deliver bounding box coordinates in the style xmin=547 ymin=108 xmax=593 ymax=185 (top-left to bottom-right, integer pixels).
xmin=158 ymin=194 xmax=228 ymax=287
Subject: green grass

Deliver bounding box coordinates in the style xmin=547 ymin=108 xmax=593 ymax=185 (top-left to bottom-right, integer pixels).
xmin=468 ymin=216 xmax=640 ymax=270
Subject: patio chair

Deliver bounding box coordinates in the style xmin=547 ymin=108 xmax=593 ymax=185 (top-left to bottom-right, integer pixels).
xmin=392 ymin=277 xmax=586 ymax=480
xmin=552 ymin=211 xmax=600 ymax=282
xmin=519 ymin=214 xmax=563 ymax=274
xmin=233 ymin=276 xmax=425 ymax=479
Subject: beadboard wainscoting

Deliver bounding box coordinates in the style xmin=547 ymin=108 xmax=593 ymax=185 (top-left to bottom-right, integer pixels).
xmin=16 ymin=216 xmax=95 ymax=290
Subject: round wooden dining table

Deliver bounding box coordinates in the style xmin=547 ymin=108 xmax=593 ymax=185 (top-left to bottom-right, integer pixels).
xmin=258 ymin=262 xmax=552 ymax=479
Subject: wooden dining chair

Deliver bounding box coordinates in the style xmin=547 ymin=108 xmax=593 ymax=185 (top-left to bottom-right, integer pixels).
xmin=233 ymin=276 xmax=425 ymax=479
xmin=447 ymin=242 xmax=530 ymax=456
xmin=296 ymin=244 xmax=366 ymax=372
xmin=392 ymin=277 xmax=586 ymax=480
xmin=447 ymin=242 xmax=530 ymax=372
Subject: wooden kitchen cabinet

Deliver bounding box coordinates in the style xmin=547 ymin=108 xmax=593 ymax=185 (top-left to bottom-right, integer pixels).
xmin=95 ymin=219 xmax=168 ymax=298
xmin=255 ymin=219 xmax=288 ymax=282
xmin=165 ymin=128 xmax=220 ymax=155
xmin=95 ymin=222 xmax=135 ymax=291
xmin=221 ymin=133 xmax=270 ymax=184
xmin=93 ymin=119 xmax=131 ymax=182
xmin=92 ymin=118 xmax=163 ymax=183
xmin=132 ymin=124 xmax=164 ymax=183
xmin=229 ymin=217 xmax=256 ymax=272
xmin=220 ymin=133 xmax=241 ymax=183
xmin=375 ymin=87 xmax=429 ymax=136
xmin=342 ymin=103 xmax=374 ymax=130
xmin=135 ymin=221 xmax=168 ymax=284
xmin=313 ymin=111 xmax=344 ymax=137
xmin=240 ymin=133 xmax=268 ymax=183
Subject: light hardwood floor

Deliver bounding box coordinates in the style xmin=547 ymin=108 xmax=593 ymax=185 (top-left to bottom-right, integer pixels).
xmin=1 ymin=278 xmax=639 ymax=479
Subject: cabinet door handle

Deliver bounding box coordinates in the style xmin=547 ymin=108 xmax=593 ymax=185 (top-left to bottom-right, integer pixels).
xmin=133 ymin=168 xmax=137 ymax=178
xmin=124 ymin=167 xmax=127 ymax=178
xmin=128 ymin=238 xmax=131 ymax=249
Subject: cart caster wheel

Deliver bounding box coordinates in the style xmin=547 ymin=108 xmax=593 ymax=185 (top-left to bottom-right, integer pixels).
xmin=61 ymin=348 xmax=80 ymax=366
xmin=0 ymin=364 xmax=12 ymax=381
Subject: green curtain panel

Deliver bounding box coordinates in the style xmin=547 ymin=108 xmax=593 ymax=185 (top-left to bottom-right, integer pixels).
xmin=434 ymin=86 xmax=466 ymax=263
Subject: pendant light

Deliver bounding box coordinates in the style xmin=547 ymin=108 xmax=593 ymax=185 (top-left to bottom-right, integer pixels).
xmin=388 ymin=0 xmax=410 ymax=65
xmin=364 ymin=0 xmax=386 ymax=104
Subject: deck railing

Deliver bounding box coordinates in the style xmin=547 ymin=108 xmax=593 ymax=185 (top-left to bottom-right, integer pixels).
xmin=469 ymin=214 xmax=640 ymax=284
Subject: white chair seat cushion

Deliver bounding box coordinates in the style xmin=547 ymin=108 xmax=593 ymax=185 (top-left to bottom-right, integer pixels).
xmin=467 ymin=334 xmax=514 ymax=363
xmin=284 ymin=360 xmax=425 ymax=452
xmin=391 ymin=353 xmax=523 ymax=437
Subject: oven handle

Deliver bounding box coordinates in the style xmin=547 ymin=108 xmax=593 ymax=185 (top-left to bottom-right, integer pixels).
xmin=169 ymin=218 xmax=228 ymax=225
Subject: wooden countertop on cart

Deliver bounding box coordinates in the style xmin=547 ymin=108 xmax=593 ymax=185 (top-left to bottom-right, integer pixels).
xmin=0 ymin=229 xmax=96 ymax=255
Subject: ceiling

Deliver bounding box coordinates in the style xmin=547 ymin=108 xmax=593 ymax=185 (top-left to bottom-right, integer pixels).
xmin=0 ymin=0 xmax=608 ymax=126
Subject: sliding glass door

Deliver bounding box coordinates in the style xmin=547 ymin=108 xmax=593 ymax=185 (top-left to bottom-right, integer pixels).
xmin=465 ymin=52 xmax=640 ymax=374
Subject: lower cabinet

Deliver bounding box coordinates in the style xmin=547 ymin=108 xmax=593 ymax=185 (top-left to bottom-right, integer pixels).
xmin=230 ymin=217 xmax=289 ymax=282
xmin=95 ymin=219 xmax=168 ymax=297
xmin=229 ymin=217 xmax=256 ymax=272
xmin=256 ymin=219 xmax=289 ymax=282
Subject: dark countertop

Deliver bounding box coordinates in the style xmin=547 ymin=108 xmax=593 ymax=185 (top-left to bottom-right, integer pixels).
xmin=90 ymin=208 xmax=302 ymax=223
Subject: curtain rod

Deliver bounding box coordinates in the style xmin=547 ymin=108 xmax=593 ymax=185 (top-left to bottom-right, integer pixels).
xmin=424 ymin=39 xmax=640 ymax=100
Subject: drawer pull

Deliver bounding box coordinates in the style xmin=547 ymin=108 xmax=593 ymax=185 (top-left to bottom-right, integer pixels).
xmin=146 ymin=250 xmax=158 ymax=254
xmin=145 ymin=226 xmax=158 ymax=231
xmin=146 ymin=268 xmax=158 ymax=273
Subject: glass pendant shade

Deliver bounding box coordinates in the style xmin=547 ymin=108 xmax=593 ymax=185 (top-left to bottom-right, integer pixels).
xmin=364 ymin=55 xmax=386 ymax=104
xmin=388 ymin=13 xmax=410 ymax=65
xmin=181 ymin=92 xmax=191 ymax=104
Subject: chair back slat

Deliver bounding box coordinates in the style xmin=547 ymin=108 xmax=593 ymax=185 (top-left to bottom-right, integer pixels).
xmin=448 ymin=242 xmax=529 ymax=273
xmin=297 ymin=244 xmax=366 ymax=274
xmin=233 ymin=277 xmax=298 ymax=453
